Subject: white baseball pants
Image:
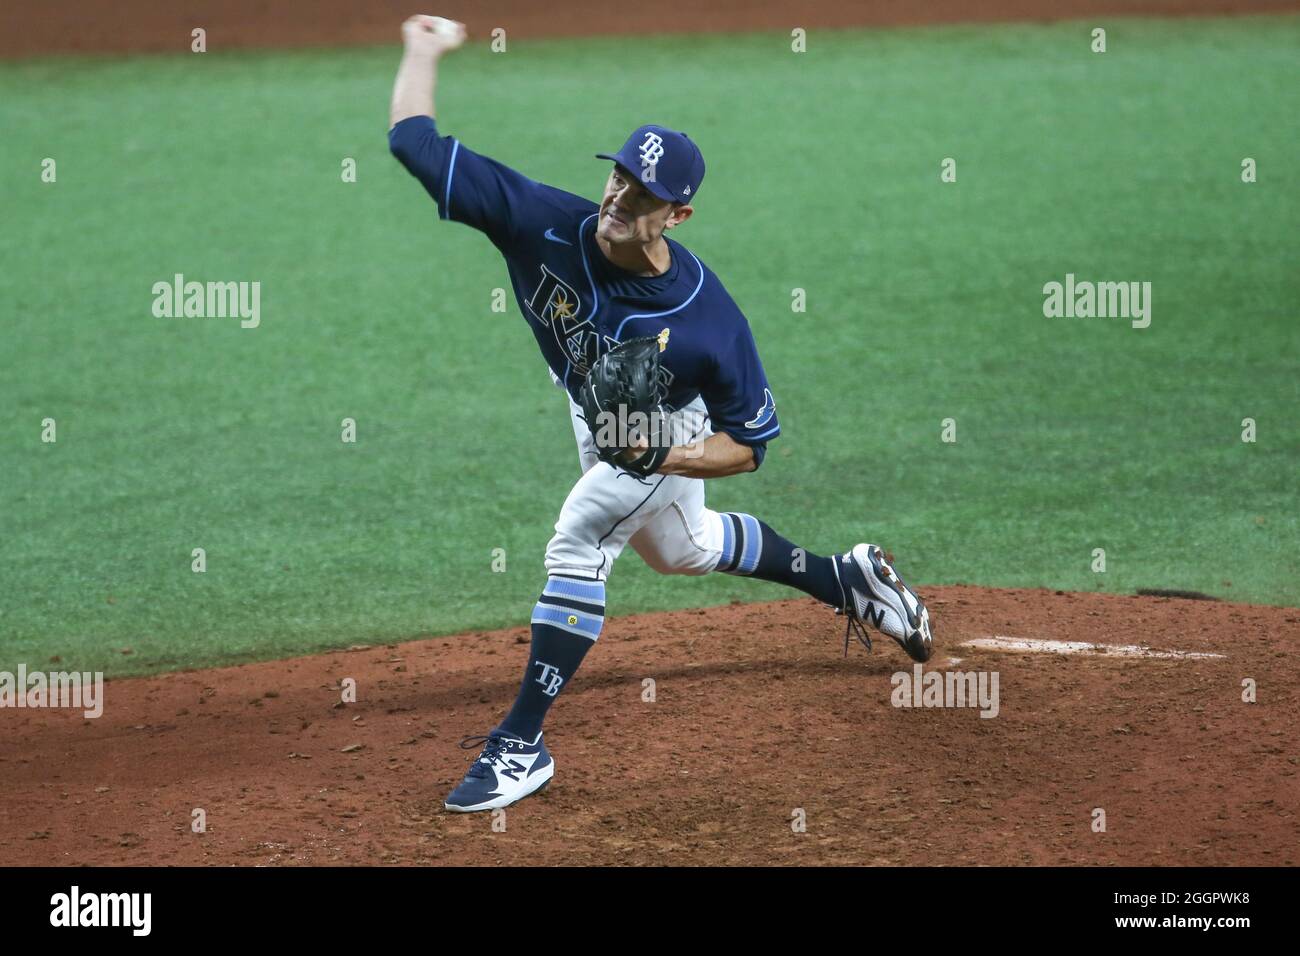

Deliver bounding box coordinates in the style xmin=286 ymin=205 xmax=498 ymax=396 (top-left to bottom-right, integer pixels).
xmin=543 ymin=374 xmax=731 ymax=582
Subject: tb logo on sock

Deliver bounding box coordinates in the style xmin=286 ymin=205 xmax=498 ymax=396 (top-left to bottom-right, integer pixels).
xmin=534 ymin=662 xmax=564 ymax=696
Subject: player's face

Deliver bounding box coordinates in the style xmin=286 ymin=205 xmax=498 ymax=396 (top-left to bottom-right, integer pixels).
xmin=597 ymin=165 xmax=691 ymax=245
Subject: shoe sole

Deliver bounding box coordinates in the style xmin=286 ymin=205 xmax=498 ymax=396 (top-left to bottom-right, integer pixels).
xmin=443 ymin=760 xmax=555 ymax=813
xmin=859 ymin=544 xmax=934 ymax=663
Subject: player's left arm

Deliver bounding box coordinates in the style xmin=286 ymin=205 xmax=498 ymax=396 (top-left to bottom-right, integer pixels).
xmin=655 ymin=431 xmax=756 ymax=478
xmin=627 ymin=324 xmax=776 ymax=478
xmin=682 ymin=313 xmax=778 ymax=477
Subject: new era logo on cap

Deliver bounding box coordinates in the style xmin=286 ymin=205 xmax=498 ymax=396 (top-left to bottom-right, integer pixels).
xmin=596 ymin=124 xmax=705 ymax=204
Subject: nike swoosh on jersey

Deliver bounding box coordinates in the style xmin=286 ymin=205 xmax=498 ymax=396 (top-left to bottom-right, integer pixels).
xmin=543 ymin=228 xmax=573 ymax=246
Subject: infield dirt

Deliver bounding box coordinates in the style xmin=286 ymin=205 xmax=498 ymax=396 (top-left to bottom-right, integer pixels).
xmin=3 ymin=587 xmax=1296 ymax=866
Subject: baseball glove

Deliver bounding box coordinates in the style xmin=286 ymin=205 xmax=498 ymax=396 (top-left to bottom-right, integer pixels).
xmin=578 ymin=336 xmax=672 ymax=477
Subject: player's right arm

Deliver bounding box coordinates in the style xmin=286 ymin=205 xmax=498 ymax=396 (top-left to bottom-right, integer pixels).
xmin=390 ymin=15 xmax=466 ymax=127
xmin=387 ymin=15 xmax=550 ymax=250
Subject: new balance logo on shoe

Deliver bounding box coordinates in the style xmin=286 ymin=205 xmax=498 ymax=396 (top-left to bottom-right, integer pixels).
xmin=499 ymin=758 xmax=528 ymax=782
xmin=446 ymin=733 xmax=554 ymax=812
xmin=866 ymin=603 xmax=887 ymax=630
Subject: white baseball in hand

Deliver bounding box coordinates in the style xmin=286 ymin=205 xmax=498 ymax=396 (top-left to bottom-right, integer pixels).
xmin=402 ymin=15 xmax=467 ymax=55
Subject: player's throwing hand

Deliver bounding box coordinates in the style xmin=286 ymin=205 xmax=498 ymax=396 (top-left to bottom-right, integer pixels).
xmin=401 ymin=15 xmax=466 ymax=58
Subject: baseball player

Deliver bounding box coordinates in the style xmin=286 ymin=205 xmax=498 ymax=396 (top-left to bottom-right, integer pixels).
xmin=388 ymin=15 xmax=934 ymax=813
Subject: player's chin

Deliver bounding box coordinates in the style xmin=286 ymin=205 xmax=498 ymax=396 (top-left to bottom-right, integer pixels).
xmin=598 ymin=220 xmax=630 ymax=242
xmin=600 ymin=209 xmax=633 ymax=235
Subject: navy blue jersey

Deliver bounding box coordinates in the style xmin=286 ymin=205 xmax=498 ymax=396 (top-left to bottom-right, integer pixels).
xmin=389 ymin=116 xmax=779 ymax=464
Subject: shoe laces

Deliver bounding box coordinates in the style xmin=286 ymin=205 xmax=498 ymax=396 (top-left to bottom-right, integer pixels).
xmin=458 ymin=734 xmax=514 ymax=778
xmin=832 ymin=555 xmax=872 ymax=657
xmin=835 ymin=606 xmax=873 ymax=657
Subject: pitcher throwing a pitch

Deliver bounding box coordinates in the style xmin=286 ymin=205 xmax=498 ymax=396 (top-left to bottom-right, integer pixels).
xmin=388 ymin=14 xmax=935 ymax=812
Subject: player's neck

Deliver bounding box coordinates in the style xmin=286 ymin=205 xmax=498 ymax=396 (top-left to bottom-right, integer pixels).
xmin=595 ymin=235 xmax=671 ymax=277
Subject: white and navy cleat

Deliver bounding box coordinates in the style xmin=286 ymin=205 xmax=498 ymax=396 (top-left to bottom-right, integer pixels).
xmin=833 ymin=544 xmax=934 ymax=663
xmin=444 ymin=730 xmax=555 ymax=812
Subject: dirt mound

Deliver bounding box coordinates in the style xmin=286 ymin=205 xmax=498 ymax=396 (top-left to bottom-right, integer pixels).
xmin=2 ymin=585 xmax=1295 ymax=866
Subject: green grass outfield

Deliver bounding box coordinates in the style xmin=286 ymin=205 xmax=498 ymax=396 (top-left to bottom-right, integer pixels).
xmin=2 ymin=17 xmax=1297 ymax=678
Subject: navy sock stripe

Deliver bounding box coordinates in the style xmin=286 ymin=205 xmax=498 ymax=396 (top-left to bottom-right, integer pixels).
xmin=722 ymin=513 xmax=745 ymax=573
xmin=712 ymin=513 xmax=844 ymax=607
xmin=722 ymin=512 xmax=766 ymax=575
xmin=737 ymin=513 xmax=762 ymax=573
xmin=535 ymin=594 xmax=606 ymax=617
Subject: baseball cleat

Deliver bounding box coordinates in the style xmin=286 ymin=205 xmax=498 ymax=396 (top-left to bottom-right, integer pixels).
xmin=444 ymin=730 xmax=554 ymax=812
xmin=833 ymin=544 xmax=934 ymax=662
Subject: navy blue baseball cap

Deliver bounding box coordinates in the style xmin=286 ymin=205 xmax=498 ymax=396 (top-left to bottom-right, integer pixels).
xmin=596 ymin=125 xmax=705 ymax=204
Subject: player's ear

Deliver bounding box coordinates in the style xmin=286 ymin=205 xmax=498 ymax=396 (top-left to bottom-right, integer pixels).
xmin=665 ymin=203 xmax=693 ymax=230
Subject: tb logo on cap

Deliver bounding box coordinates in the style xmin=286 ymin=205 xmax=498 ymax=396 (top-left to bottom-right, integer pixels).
xmin=596 ymin=125 xmax=704 ymax=202
xmin=639 ymin=131 xmax=665 ymax=166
